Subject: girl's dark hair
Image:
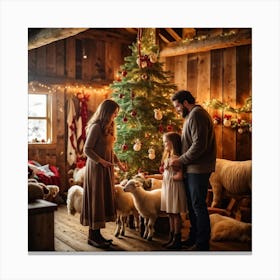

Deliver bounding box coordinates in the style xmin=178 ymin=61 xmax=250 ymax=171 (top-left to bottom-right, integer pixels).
xmin=171 ymin=90 xmax=195 ymax=104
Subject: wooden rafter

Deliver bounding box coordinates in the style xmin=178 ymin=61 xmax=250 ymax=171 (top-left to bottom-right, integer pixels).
xmin=28 ymin=28 xmax=89 ymax=50
xmin=160 ymin=29 xmax=251 ymax=57
xmin=165 ymin=28 xmax=181 ymax=41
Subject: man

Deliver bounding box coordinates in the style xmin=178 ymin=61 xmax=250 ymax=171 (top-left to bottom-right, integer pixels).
xmin=170 ymin=90 xmax=217 ymax=251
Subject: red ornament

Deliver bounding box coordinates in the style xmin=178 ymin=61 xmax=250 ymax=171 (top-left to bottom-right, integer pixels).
xmin=122 ymin=144 xmax=128 ymax=151
xmin=158 ymin=124 xmax=164 ymax=133
xmin=122 ymin=70 xmax=127 ymax=77
xmin=123 ymin=116 xmax=128 ymax=122
xmin=167 ymin=124 xmax=173 ymax=131
xmin=119 ymin=93 xmax=124 ymax=99
xmin=131 ymin=110 xmax=137 ymax=117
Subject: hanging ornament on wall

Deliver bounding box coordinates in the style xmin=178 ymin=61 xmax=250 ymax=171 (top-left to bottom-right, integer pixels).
xmin=133 ymin=139 xmax=142 ymax=151
xmin=154 ymin=109 xmax=163 ymax=120
xmin=237 ymin=127 xmax=244 ymax=134
xmin=212 ymin=114 xmax=221 ymax=125
xmin=223 ymin=114 xmax=232 ymax=127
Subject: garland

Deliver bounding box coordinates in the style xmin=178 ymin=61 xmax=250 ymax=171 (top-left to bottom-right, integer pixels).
xmin=204 ymin=97 xmax=252 ymax=134
xmin=204 ymin=96 xmax=252 ymax=113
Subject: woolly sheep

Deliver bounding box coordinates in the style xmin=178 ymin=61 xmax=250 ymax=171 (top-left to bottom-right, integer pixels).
xmin=68 ymin=166 xmax=86 ymax=187
xmin=133 ymin=173 xmax=162 ymax=191
xmin=114 ymin=184 xmax=140 ymax=237
xmin=123 ymin=178 xmax=161 ymax=241
xmin=210 ymin=213 xmax=252 ymax=242
xmin=210 ymin=158 xmax=252 ymax=207
xmin=66 ymin=179 xmax=140 ymax=238
xmin=67 ymin=185 xmax=83 ymax=215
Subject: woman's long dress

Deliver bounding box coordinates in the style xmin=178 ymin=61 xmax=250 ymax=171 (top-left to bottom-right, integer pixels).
xmin=80 ymin=122 xmax=118 ymax=229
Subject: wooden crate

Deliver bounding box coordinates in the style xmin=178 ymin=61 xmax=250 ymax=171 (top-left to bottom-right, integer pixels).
xmin=28 ymin=199 xmax=57 ymax=251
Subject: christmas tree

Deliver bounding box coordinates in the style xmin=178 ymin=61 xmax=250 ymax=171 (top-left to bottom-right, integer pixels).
xmin=110 ymin=29 xmax=182 ymax=177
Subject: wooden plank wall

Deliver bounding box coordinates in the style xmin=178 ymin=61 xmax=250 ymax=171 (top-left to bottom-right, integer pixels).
xmin=162 ymin=44 xmax=252 ymax=161
xmin=28 ymin=36 xmax=133 ymax=191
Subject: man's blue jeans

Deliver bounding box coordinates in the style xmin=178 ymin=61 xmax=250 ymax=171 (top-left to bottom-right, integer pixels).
xmin=184 ymin=173 xmax=211 ymax=249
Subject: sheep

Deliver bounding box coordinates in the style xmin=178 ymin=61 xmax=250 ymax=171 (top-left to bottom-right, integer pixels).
xmin=123 ymin=178 xmax=162 ymax=241
xmin=67 ymin=185 xmax=83 ymax=215
xmin=133 ymin=173 xmax=162 ymax=191
xmin=210 ymin=213 xmax=252 ymax=242
xmin=68 ymin=166 xmax=86 ymax=187
xmin=210 ymin=158 xmax=252 ymax=207
xmin=114 ymin=184 xmax=140 ymax=237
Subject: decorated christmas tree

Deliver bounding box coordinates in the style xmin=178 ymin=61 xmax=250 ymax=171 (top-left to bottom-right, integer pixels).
xmin=110 ymin=29 xmax=182 ymax=177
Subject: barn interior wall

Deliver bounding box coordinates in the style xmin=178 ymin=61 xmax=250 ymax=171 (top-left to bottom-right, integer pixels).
xmin=162 ymin=44 xmax=252 ymax=161
xmin=28 ymin=31 xmax=252 ymax=192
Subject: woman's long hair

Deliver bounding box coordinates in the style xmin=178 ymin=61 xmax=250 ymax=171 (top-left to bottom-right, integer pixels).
xmin=86 ymin=99 xmax=119 ymax=136
xmin=161 ymin=132 xmax=182 ymax=164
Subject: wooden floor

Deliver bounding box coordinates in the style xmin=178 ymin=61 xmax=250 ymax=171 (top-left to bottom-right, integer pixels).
xmin=54 ymin=205 xmax=252 ymax=253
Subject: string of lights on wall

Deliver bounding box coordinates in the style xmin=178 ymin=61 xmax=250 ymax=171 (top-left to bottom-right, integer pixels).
xmin=28 ymin=81 xmax=111 ymax=96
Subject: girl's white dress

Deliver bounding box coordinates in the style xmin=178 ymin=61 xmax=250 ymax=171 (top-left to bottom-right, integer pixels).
xmin=160 ymin=156 xmax=187 ymax=214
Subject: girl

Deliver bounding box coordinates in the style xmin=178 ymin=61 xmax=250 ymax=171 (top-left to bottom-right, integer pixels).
xmin=80 ymin=99 xmax=127 ymax=249
xmin=160 ymin=132 xmax=187 ymax=250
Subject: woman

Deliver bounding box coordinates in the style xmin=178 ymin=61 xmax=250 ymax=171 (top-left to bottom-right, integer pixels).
xmin=80 ymin=99 xmax=127 ymax=249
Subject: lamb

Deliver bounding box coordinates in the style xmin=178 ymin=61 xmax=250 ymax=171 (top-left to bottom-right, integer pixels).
xmin=123 ymin=178 xmax=161 ymax=241
xmin=133 ymin=173 xmax=162 ymax=190
xmin=67 ymin=185 xmax=83 ymax=215
xmin=114 ymin=184 xmax=140 ymax=237
xmin=210 ymin=213 xmax=252 ymax=242
xmin=210 ymin=158 xmax=252 ymax=207
xmin=66 ymin=179 xmax=140 ymax=238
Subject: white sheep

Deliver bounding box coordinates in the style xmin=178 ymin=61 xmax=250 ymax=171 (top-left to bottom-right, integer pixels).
xmin=123 ymin=178 xmax=161 ymax=241
xmin=68 ymin=166 xmax=86 ymax=187
xmin=210 ymin=158 xmax=252 ymax=207
xmin=210 ymin=213 xmax=252 ymax=242
xmin=114 ymin=184 xmax=140 ymax=237
xmin=67 ymin=185 xmax=83 ymax=215
xmin=133 ymin=173 xmax=162 ymax=190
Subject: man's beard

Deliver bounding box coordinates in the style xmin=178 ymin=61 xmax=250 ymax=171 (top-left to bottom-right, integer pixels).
xmin=182 ymin=107 xmax=189 ymax=118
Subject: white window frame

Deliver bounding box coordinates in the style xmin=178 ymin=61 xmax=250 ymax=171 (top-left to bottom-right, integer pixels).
xmin=28 ymin=91 xmax=53 ymax=144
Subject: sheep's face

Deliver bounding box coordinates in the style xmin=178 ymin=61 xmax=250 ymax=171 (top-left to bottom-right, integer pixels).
xmin=123 ymin=179 xmax=143 ymax=193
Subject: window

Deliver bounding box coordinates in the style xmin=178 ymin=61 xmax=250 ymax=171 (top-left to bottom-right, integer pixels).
xmin=28 ymin=93 xmax=52 ymax=143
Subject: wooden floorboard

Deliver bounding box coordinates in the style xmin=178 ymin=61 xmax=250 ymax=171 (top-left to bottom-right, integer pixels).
xmin=54 ymin=205 xmax=251 ymax=253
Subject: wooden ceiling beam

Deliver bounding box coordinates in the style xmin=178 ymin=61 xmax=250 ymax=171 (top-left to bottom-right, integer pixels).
xmin=125 ymin=28 xmax=138 ymax=34
xmin=165 ymin=28 xmax=181 ymax=41
xmin=28 ymin=28 xmax=89 ymax=50
xmin=160 ymin=29 xmax=251 ymax=57
xmin=158 ymin=33 xmax=170 ymax=43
